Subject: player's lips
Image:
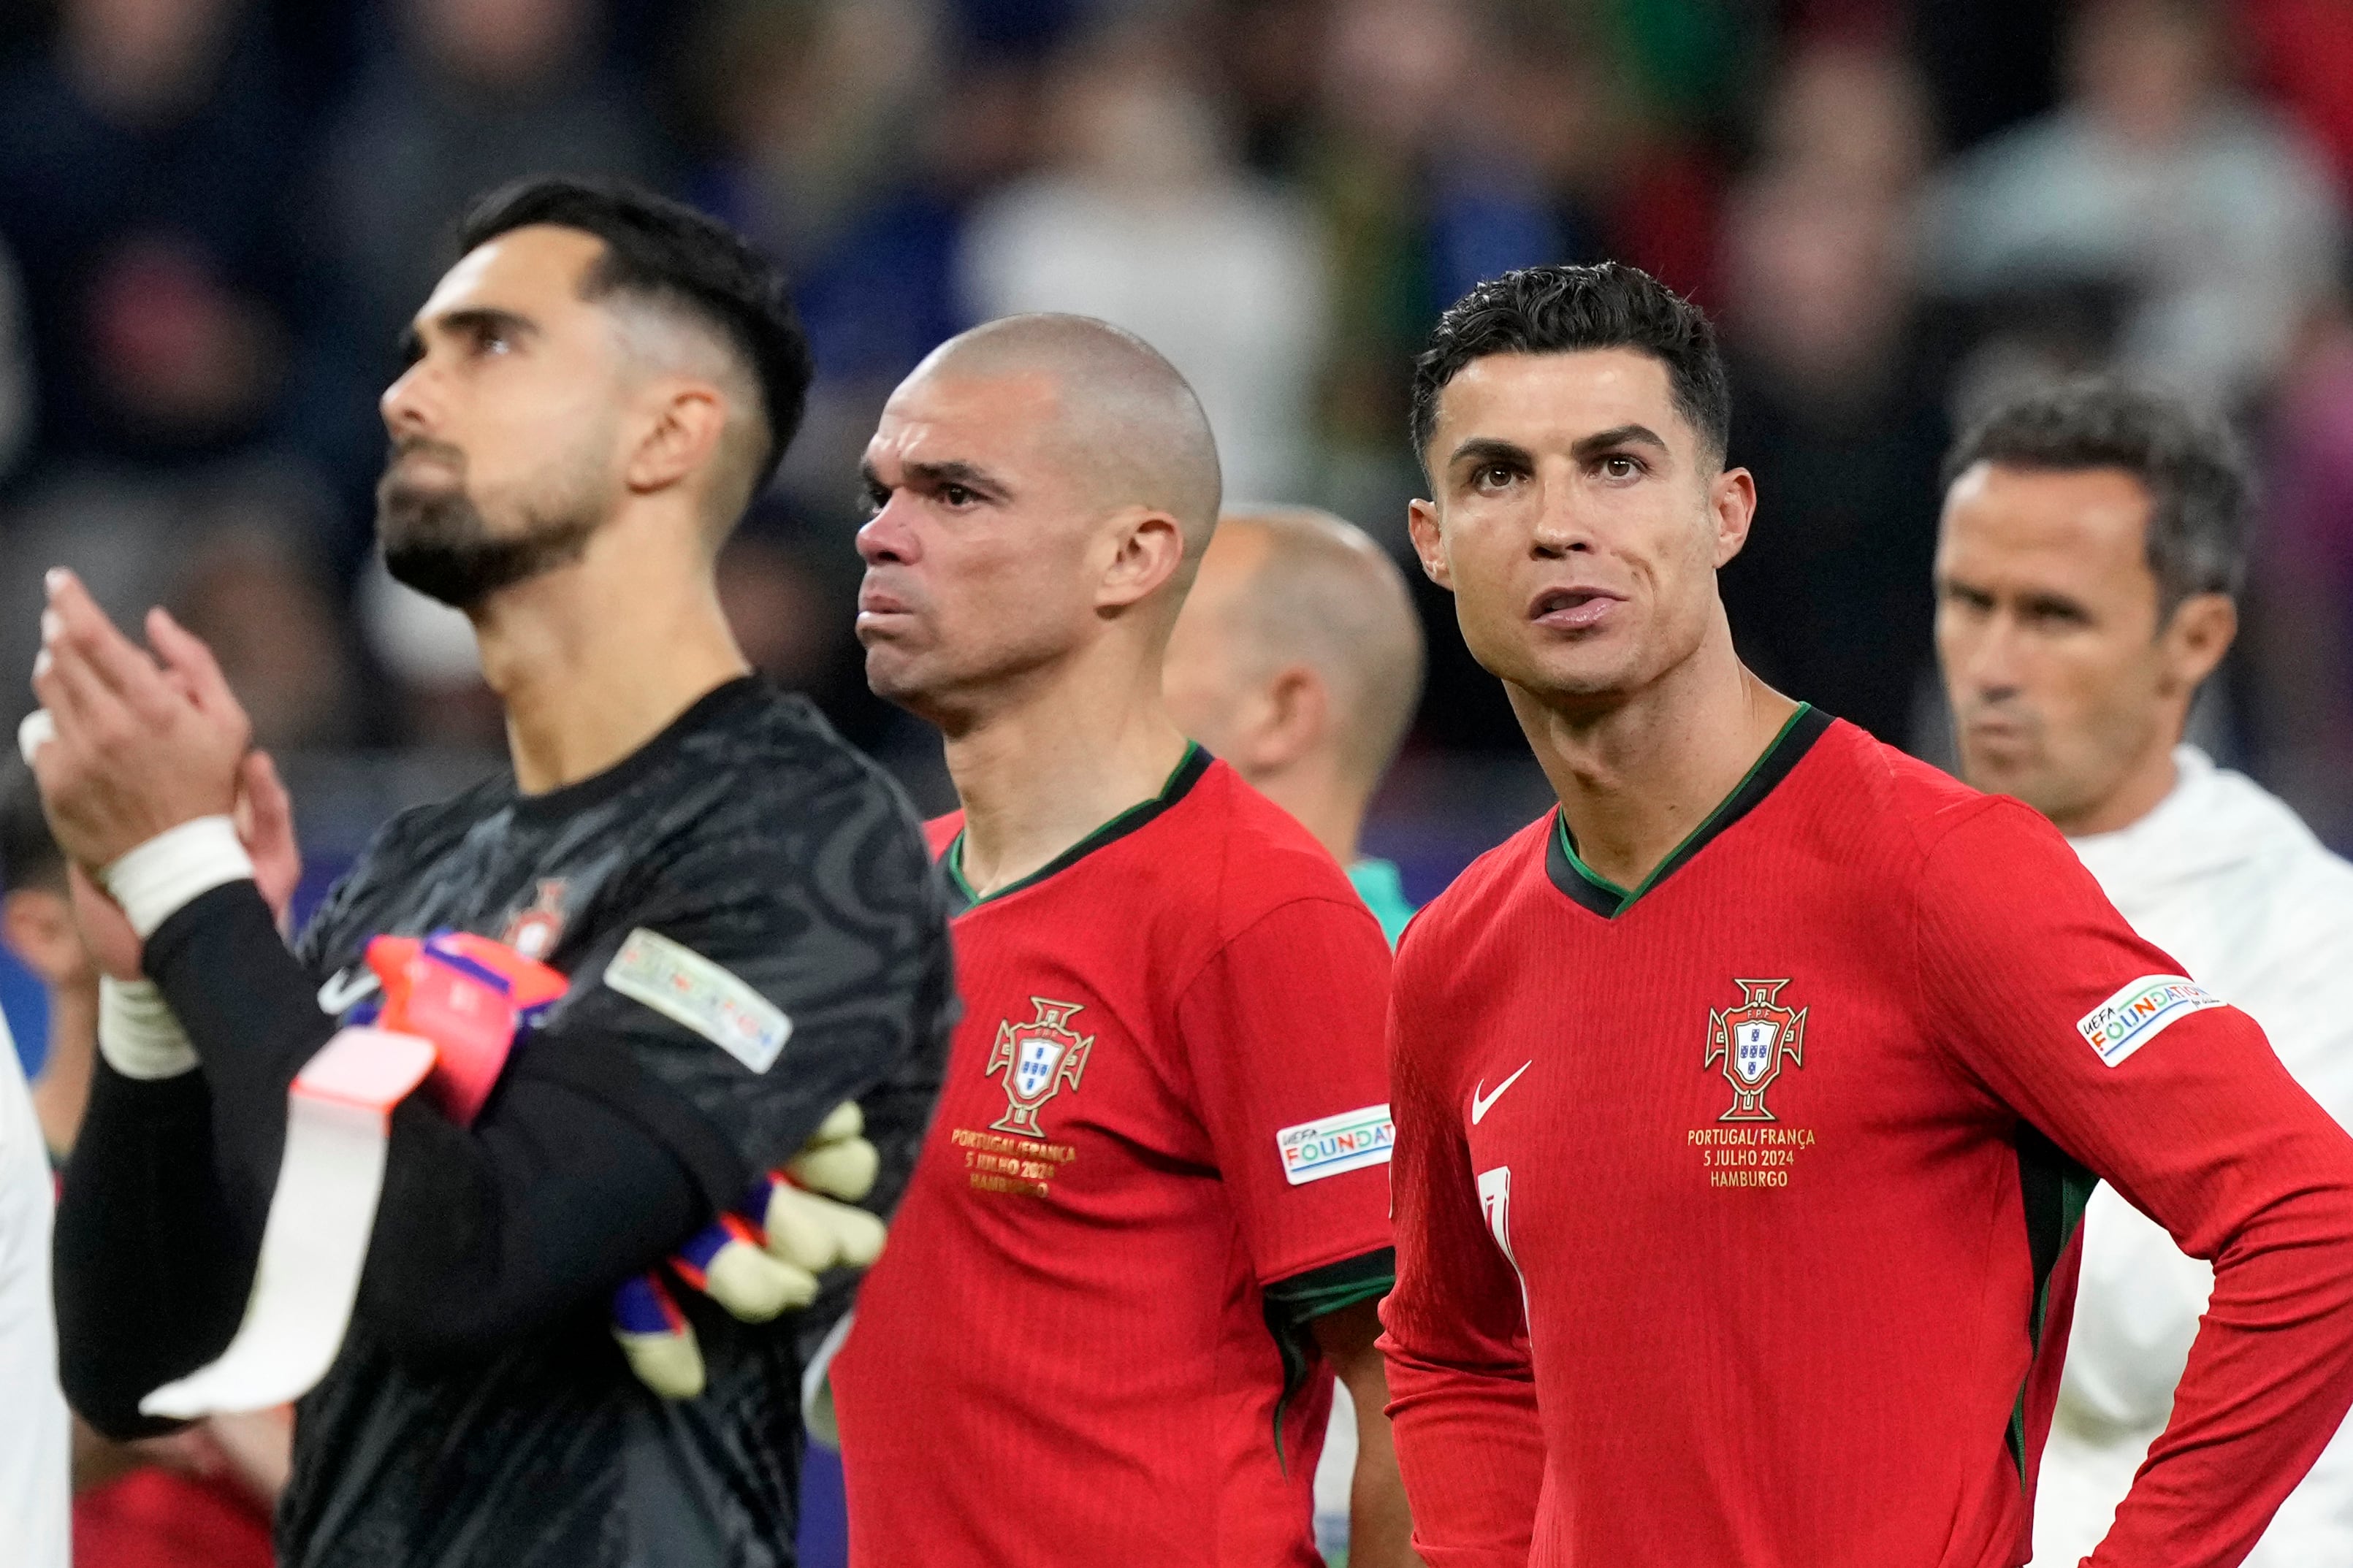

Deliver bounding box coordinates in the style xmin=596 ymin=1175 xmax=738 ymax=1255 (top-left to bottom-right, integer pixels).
xmin=854 ymin=581 xmax=921 ymax=635
xmin=1527 ymin=586 xmax=1625 ymax=631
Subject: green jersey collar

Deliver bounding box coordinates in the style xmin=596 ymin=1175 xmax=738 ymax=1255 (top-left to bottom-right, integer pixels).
xmin=1546 ymin=704 xmax=1831 ymax=919
xmin=945 ymin=743 xmax=1212 ymax=914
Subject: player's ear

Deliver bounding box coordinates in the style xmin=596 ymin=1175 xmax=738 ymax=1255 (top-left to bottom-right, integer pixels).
xmin=1406 ymin=498 xmax=1451 ymax=590
xmin=625 ymin=381 xmax=728 ymax=498
xmin=1709 ymin=467 xmax=1757 ymax=568
xmin=2157 ymin=592 xmax=2237 ymax=697
xmin=1255 ymin=665 xmax=1327 ymax=771
xmin=1097 ymin=508 xmax=1186 ymax=611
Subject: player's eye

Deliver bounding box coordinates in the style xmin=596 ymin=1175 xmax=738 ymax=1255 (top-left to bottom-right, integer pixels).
xmin=1472 ymin=464 xmax=1517 ymax=492
xmin=859 ymin=481 xmax=890 ymax=517
xmin=1598 ymin=454 xmax=1644 ymax=480
xmin=941 ymin=483 xmax=976 ymax=508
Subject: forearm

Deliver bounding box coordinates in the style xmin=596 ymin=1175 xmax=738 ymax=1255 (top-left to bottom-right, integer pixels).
xmin=142 ymin=879 xmax=742 ymax=1361
xmin=1328 ymin=1336 xmax=1422 ymax=1568
xmin=53 ymin=1060 xmax=251 ymax=1439
xmin=2095 ymin=1176 xmax=2353 ymax=1566
xmin=141 ymin=880 xmax=335 ymax=1228
xmin=354 ymin=1066 xmax=718 ymax=1360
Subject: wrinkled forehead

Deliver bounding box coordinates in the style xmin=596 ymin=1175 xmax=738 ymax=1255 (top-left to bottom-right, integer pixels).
xmin=869 ymin=365 xmax=1067 ymax=475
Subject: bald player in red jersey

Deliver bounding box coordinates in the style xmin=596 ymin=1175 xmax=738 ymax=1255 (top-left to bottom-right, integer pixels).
xmin=1380 ymin=262 xmax=2353 ymax=1568
xmin=829 ymin=315 xmax=1419 ymax=1567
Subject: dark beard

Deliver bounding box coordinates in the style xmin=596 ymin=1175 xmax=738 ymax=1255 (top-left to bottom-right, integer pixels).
xmin=376 ymin=442 xmax=601 ymax=611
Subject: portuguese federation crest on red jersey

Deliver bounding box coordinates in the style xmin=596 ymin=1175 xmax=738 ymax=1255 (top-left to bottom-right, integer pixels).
xmin=986 ymin=997 xmax=1095 ymax=1137
xmin=1705 ymin=978 xmax=1807 ymax=1122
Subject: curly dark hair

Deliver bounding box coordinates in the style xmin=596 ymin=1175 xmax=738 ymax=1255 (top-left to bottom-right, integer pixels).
xmin=1410 ymin=262 xmax=1731 ymax=470
xmin=1942 ymin=377 xmax=2249 ymax=613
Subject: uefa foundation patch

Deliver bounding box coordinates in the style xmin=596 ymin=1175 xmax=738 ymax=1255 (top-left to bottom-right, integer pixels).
xmin=606 ymin=928 xmax=792 ymax=1072
xmin=2078 ymin=975 xmax=2222 ymax=1067
xmin=1277 ymin=1104 xmax=1395 ymax=1185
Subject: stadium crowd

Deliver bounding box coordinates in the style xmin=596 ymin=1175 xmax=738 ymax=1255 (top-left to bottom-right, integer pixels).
xmin=0 ymin=0 xmax=2343 ymax=849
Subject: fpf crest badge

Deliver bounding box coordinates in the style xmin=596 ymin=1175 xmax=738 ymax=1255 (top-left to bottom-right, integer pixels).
xmin=1704 ymin=978 xmax=1807 ymax=1122
xmin=987 ymin=997 xmax=1094 ymax=1137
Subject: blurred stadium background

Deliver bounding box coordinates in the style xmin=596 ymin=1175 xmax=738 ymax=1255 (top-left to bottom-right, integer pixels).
xmin=2 ymin=0 xmax=2349 ymax=1561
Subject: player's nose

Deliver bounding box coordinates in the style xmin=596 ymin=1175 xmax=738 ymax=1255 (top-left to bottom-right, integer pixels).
xmin=855 ymin=496 xmax=919 ymax=565
xmin=379 ymin=362 xmax=440 ymax=439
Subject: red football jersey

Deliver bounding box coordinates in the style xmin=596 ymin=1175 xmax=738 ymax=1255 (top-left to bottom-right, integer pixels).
xmin=1382 ymin=710 xmax=2353 ymax=1568
xmin=832 ymin=750 xmax=1397 ymax=1567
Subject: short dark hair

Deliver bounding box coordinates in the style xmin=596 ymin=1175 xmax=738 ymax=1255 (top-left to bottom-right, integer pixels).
xmin=0 ymin=768 xmax=62 ymax=893
xmin=1942 ymin=377 xmax=2249 ymax=613
xmin=456 ymin=176 xmax=814 ymax=492
xmin=1411 ymin=262 xmax=1731 ymax=468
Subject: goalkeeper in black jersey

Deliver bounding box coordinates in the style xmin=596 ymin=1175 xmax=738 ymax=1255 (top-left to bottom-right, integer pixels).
xmin=30 ymin=179 xmax=952 ymax=1568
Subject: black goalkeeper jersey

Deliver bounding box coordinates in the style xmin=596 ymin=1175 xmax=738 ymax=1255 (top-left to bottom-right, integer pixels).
xmin=53 ymin=677 xmax=952 ymax=1568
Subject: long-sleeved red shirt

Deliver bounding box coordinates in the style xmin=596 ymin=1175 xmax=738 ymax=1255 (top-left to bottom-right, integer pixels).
xmin=1381 ymin=710 xmax=2353 ymax=1567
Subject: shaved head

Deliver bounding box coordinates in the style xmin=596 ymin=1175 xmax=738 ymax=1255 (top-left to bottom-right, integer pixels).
xmin=1173 ymin=508 xmax=1426 ymax=787
xmin=918 ymin=313 xmax=1223 ymax=569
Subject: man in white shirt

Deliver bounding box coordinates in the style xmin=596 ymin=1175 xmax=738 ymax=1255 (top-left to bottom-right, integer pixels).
xmin=0 ymin=1009 xmax=69 ymax=1567
xmin=1935 ymin=375 xmax=2353 ymax=1566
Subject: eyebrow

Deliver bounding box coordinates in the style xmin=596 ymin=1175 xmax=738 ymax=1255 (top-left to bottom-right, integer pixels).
xmin=1446 ymin=436 xmax=1535 ymax=472
xmin=1569 ymin=424 xmax=1670 ymax=459
xmin=1445 ymin=424 xmax=1673 ymax=472
xmin=867 ymin=457 xmax=1011 ymax=500
xmin=397 ymin=307 xmax=541 ymax=366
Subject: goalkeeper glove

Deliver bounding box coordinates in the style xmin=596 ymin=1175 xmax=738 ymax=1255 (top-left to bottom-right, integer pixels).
xmin=614 ymin=1101 xmax=888 ymax=1399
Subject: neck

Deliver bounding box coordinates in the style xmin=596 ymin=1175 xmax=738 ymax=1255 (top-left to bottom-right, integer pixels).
xmin=2053 ymin=727 xmax=2185 ymax=839
xmin=1514 ymin=611 xmax=1799 ymax=891
xmin=1248 ymin=764 xmax=1368 ymax=865
xmin=939 ymin=636 xmax=1193 ymax=898
xmin=470 ymin=508 xmax=750 ymax=795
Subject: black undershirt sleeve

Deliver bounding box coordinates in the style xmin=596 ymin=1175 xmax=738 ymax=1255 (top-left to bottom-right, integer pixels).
xmin=56 ymin=882 xmax=739 ymax=1432
xmin=53 ymin=1062 xmax=251 ymax=1440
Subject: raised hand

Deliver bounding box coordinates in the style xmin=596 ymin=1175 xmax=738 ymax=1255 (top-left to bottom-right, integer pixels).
xmin=28 ymin=570 xmax=249 ymax=872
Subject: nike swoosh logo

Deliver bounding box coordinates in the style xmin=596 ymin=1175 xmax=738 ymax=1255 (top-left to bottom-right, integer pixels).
xmin=1471 ymin=1061 xmax=1533 ymax=1125
xmin=316 ymin=967 xmax=381 ymax=1017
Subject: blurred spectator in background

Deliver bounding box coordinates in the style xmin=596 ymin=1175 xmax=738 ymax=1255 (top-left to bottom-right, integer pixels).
xmin=685 ymin=0 xmax=964 ymax=511
xmin=168 ymin=519 xmax=359 ymax=752
xmin=0 ymin=464 xmax=355 ymax=742
xmin=1718 ymin=41 xmax=1950 ymax=749
xmin=1926 ymin=0 xmax=2346 ymax=406
xmin=0 ymin=243 xmax=32 ymax=481
xmin=307 ymin=0 xmax=671 ymax=535
xmin=1930 ymin=378 xmax=2353 ymax=1565
xmin=717 ymin=527 xmax=838 ymax=693
xmin=0 ymin=0 xmax=303 ymax=468
xmin=959 ymin=20 xmax=1328 ymax=500
xmin=2249 ymin=288 xmax=2353 ymax=850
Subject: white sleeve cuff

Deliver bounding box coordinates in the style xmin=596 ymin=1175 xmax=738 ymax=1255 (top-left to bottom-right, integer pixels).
xmin=99 ymin=976 xmax=198 ymax=1080
xmin=99 ymin=815 xmax=255 ymax=940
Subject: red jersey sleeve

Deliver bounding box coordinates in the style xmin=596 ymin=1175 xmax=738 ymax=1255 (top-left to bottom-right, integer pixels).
xmin=1916 ymin=797 xmax=2353 ymax=1568
xmin=1378 ymin=924 xmax=1546 ymax=1568
xmin=1172 ymin=893 xmax=1395 ymax=1286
